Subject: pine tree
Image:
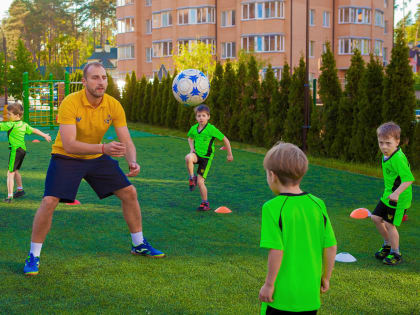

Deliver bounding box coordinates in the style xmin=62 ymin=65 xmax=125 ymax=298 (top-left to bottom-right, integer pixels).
xmin=382 ymin=28 xmax=417 ymax=155
xmin=142 ymin=82 xmax=152 ymax=124
xmin=331 ymin=50 xmax=364 ymax=160
xmin=284 ymin=57 xmax=306 ymax=148
xmin=217 ymin=61 xmax=237 ymax=137
xmin=9 ymin=39 xmax=39 ymax=100
xmin=106 ymin=72 xmax=121 ymax=102
xmin=273 ymin=63 xmax=291 ymax=143
xmin=166 ymin=74 xmax=179 ymax=128
xmin=149 ymin=76 xmax=159 ymax=123
xmin=352 ymin=55 xmax=384 ymax=162
xmin=239 ymin=55 xmax=259 ymax=143
xmin=152 ymin=78 xmax=162 ymax=125
xmin=318 ymin=42 xmax=342 ymax=155
xmin=159 ymin=74 xmax=170 ymax=126
xmin=135 ymin=77 xmax=147 ymax=122
xmin=127 ymin=71 xmax=137 ymax=121
xmin=228 ymin=60 xmax=247 ymax=141
xmin=121 ymin=73 xmax=131 ymax=115
xmin=412 ymin=122 xmax=420 ymax=170
xmin=307 ymin=103 xmax=324 ymax=155
xmin=207 ymin=62 xmax=224 ymax=126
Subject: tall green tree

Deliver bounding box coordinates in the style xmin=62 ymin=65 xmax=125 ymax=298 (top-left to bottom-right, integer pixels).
xmin=106 ymin=73 xmax=121 ymax=103
xmin=149 ymin=76 xmax=159 ymax=123
xmin=228 ymin=60 xmax=247 ymax=141
xmin=207 ymin=62 xmax=224 ymax=127
xmin=121 ymin=72 xmax=136 ymax=121
xmin=331 ymin=50 xmax=364 ymax=160
xmin=135 ymin=76 xmax=147 ymax=122
xmin=382 ymin=28 xmax=416 ymax=154
xmin=284 ymin=57 xmax=307 ymax=148
xmin=412 ymin=122 xmax=420 ymax=169
xmin=159 ymin=74 xmax=170 ymax=126
xmin=166 ymin=73 xmax=179 ymax=128
xmin=217 ymin=61 xmax=237 ymax=136
xmin=141 ymin=82 xmax=152 ymax=123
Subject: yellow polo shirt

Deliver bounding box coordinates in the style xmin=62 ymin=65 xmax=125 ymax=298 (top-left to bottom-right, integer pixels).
xmin=52 ymin=89 xmax=127 ymax=159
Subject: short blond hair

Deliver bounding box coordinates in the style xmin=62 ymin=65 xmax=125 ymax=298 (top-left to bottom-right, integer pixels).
xmin=377 ymin=122 xmax=401 ymax=140
xmin=263 ymin=142 xmax=308 ymax=186
xmin=7 ymin=102 xmax=24 ymax=117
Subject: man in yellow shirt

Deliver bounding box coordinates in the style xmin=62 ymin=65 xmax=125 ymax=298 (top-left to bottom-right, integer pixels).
xmin=24 ymin=62 xmax=165 ymax=276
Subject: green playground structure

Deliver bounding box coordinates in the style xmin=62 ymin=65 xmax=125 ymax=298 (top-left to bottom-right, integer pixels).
xmin=22 ymin=72 xmax=83 ymax=129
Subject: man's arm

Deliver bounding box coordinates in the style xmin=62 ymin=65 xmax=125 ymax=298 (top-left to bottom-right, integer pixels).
xmin=115 ymin=126 xmax=139 ymax=177
xmin=321 ymin=245 xmax=337 ymax=293
xmin=222 ymin=136 xmax=233 ymax=161
xmin=259 ymin=249 xmax=283 ymax=303
xmin=60 ymin=124 xmax=126 ymax=157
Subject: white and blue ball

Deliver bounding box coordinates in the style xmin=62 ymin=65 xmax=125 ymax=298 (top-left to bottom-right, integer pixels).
xmin=172 ymin=69 xmax=210 ymax=106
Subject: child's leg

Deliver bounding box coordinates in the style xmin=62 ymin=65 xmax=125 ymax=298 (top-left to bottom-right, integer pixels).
xmin=185 ymin=153 xmax=197 ymax=177
xmin=197 ymin=175 xmax=207 ymax=201
xmin=15 ymin=170 xmax=23 ymax=189
xmin=371 ymin=215 xmax=389 ymax=241
xmin=384 ymin=221 xmax=399 ymax=253
xmin=7 ymin=171 xmax=15 ymax=197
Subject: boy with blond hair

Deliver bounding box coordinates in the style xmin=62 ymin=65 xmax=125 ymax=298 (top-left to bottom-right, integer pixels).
xmin=0 ymin=103 xmax=51 ymax=202
xmin=259 ymin=142 xmax=337 ymax=314
xmin=185 ymin=104 xmax=233 ymax=211
xmin=371 ymin=122 xmax=414 ymax=265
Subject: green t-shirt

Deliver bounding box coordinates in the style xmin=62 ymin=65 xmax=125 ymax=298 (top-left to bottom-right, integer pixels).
xmin=187 ymin=123 xmax=225 ymax=158
xmin=0 ymin=120 xmax=33 ymax=150
xmin=380 ymin=148 xmax=414 ymax=209
xmin=260 ymin=193 xmax=337 ymax=313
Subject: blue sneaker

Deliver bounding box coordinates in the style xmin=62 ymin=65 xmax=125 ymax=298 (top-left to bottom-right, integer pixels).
xmin=131 ymin=238 xmax=165 ymax=258
xmin=24 ymin=253 xmax=40 ymax=276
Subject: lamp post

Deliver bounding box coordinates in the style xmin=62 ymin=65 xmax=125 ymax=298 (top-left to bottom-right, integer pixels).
xmin=303 ymin=0 xmax=310 ymax=152
xmin=3 ymin=33 xmax=7 ymax=106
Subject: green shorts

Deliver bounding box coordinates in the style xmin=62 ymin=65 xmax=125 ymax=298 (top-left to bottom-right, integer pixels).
xmin=194 ymin=153 xmax=213 ymax=179
xmin=8 ymin=147 xmax=26 ymax=172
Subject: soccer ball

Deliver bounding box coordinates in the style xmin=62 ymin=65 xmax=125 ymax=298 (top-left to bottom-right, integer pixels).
xmin=172 ymin=69 xmax=210 ymax=106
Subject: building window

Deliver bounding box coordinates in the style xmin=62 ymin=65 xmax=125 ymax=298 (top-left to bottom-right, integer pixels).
xmin=374 ymin=40 xmax=383 ymax=56
xmin=177 ymin=7 xmax=215 ymax=25
xmin=339 ymin=38 xmax=370 ymax=55
xmin=384 ymin=20 xmax=388 ymax=33
xmin=152 ymin=41 xmax=173 ymax=57
xmin=339 ymin=7 xmax=371 ymax=24
xmin=152 ymin=11 xmax=173 ymax=28
xmin=383 ymin=47 xmax=388 ymax=63
xmin=117 ymin=18 xmax=135 ymax=33
xmin=146 ymin=48 xmax=152 ymax=62
xmin=323 ymin=11 xmax=330 ymax=27
xmin=322 ymin=43 xmax=327 ymax=53
xmin=375 ymin=10 xmax=384 ymax=27
xmin=221 ymin=42 xmax=236 ymax=59
xmin=384 ymin=0 xmax=388 ymax=8
xmin=242 ymin=1 xmax=284 ymax=20
xmin=117 ymin=0 xmax=134 ymax=6
xmin=146 ymin=19 xmax=152 ymax=34
xmin=221 ymin=10 xmax=235 ymax=27
xmin=262 ymin=67 xmax=283 ymax=80
xmin=118 ymin=45 xmax=135 ymax=59
xmin=178 ymin=38 xmax=216 ymax=55
xmin=310 ymin=41 xmax=315 ymax=57
xmin=145 ymin=0 xmax=151 ymax=7
xmin=310 ymin=9 xmax=315 ymax=26
xmin=162 ymin=12 xmax=172 ymax=27
xmin=242 ymin=34 xmax=285 ymax=53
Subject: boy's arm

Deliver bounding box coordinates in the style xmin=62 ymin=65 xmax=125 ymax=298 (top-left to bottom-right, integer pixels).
xmin=188 ymin=137 xmax=195 ymax=153
xmin=321 ymin=245 xmax=337 ymax=294
xmin=388 ymin=181 xmax=414 ymax=203
xmin=259 ymin=249 xmax=283 ymax=303
xmin=222 ymin=136 xmax=233 ymax=161
xmin=32 ymin=128 xmax=51 ymax=142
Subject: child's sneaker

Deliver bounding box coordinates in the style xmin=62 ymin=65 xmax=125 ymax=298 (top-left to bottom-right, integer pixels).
xmin=189 ymin=176 xmax=197 ymax=191
xmin=197 ymin=202 xmax=211 ymax=211
xmin=131 ymin=239 xmax=166 ymax=258
xmin=24 ymin=253 xmax=40 ymax=276
xmin=14 ymin=190 xmax=25 ymax=198
xmin=375 ymin=245 xmax=391 ymax=260
xmin=383 ymin=252 xmax=402 ymax=265
xmin=4 ymin=197 xmax=12 ymax=203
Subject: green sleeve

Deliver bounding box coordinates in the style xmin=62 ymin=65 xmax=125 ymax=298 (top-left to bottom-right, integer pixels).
xmin=0 ymin=121 xmax=13 ymax=131
xmin=395 ymin=157 xmax=415 ymax=183
xmin=187 ymin=126 xmax=195 ymax=138
xmin=25 ymin=123 xmax=34 ymax=135
xmin=211 ymin=125 xmax=225 ymax=141
xmin=260 ymin=202 xmax=284 ymax=250
xmin=320 ymin=202 xmax=337 ymax=248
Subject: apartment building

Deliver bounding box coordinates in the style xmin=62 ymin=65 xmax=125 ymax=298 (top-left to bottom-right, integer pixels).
xmin=116 ymin=0 xmax=393 ymax=82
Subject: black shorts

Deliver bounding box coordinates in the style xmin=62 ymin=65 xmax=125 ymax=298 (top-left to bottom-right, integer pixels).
xmin=44 ymin=154 xmax=131 ymax=203
xmin=266 ymin=306 xmax=317 ymax=315
xmin=8 ymin=147 xmax=26 ymax=172
xmin=372 ymin=200 xmax=406 ymax=226
xmin=193 ymin=153 xmax=212 ymax=179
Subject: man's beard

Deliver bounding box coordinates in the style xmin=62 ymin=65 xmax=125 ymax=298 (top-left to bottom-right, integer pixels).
xmin=86 ymin=85 xmax=105 ymax=98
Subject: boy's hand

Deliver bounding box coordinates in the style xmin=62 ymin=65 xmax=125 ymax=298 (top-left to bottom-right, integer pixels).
xmin=104 ymin=141 xmax=126 ymax=157
xmin=259 ymin=283 xmax=274 ymax=303
xmin=126 ymin=161 xmax=140 ymax=177
xmin=387 ymin=192 xmax=399 ymax=203
xmin=320 ymin=277 xmax=330 ymax=293
xmin=227 ymin=154 xmax=233 ymax=162
xmin=44 ymin=134 xmax=52 ymax=142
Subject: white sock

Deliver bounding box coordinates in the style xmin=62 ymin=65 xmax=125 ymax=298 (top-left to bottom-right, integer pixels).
xmin=8 ymin=194 xmax=13 ymax=198
xmin=30 ymin=242 xmax=43 ymax=257
xmin=17 ymin=186 xmax=23 ymax=190
xmin=131 ymin=232 xmax=144 ymax=246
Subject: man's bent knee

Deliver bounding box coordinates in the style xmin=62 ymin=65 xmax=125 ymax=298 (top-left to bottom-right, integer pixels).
xmin=40 ymin=196 xmax=60 ymax=212
xmin=115 ymin=185 xmax=137 ymax=200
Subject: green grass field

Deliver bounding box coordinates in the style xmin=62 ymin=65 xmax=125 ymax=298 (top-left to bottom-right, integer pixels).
xmin=0 ymin=129 xmax=419 ymax=314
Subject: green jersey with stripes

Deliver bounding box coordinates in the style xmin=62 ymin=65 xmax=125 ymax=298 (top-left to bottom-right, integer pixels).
xmin=260 ymin=193 xmax=336 ymax=313
xmin=0 ymin=120 xmax=33 ymax=150
xmin=187 ymin=123 xmax=225 ymax=158
xmin=380 ymin=148 xmax=414 ymax=210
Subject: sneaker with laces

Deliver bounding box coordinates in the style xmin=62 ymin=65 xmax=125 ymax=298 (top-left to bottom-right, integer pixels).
xmin=197 ymin=202 xmax=211 ymax=211
xmin=189 ymin=176 xmax=197 ymax=191
xmin=4 ymin=197 xmax=12 ymax=203
xmin=24 ymin=253 xmax=40 ymax=276
xmin=383 ymin=252 xmax=402 ymax=265
xmin=131 ymin=239 xmax=165 ymax=258
xmin=375 ymin=245 xmax=391 ymax=260
xmin=14 ymin=190 xmax=25 ymax=198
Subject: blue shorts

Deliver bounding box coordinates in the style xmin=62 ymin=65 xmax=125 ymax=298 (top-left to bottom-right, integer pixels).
xmin=44 ymin=154 xmax=131 ymax=203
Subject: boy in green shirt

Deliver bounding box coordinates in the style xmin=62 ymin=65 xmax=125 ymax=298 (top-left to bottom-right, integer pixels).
xmin=0 ymin=103 xmax=51 ymax=202
xmin=371 ymin=122 xmax=414 ymax=265
xmin=185 ymin=105 xmax=233 ymax=211
xmin=259 ymin=142 xmax=337 ymax=314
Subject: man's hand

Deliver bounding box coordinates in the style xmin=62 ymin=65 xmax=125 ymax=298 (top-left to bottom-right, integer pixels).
xmin=126 ymin=161 xmax=140 ymax=177
xmin=103 ymin=141 xmax=126 ymax=157
xmin=259 ymin=283 xmax=274 ymax=303
xmin=227 ymin=153 xmax=233 ymax=162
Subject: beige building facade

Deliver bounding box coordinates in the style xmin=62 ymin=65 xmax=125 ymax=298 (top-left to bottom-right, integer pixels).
xmin=116 ymin=0 xmax=393 ymax=82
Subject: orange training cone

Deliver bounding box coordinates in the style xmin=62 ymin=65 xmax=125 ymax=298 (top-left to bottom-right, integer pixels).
xmin=215 ymin=206 xmax=232 ymax=214
xmin=350 ymin=208 xmax=371 ymax=219
xmin=66 ymin=199 xmax=81 ymax=205
xmin=32 ymin=139 xmax=40 ymax=143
